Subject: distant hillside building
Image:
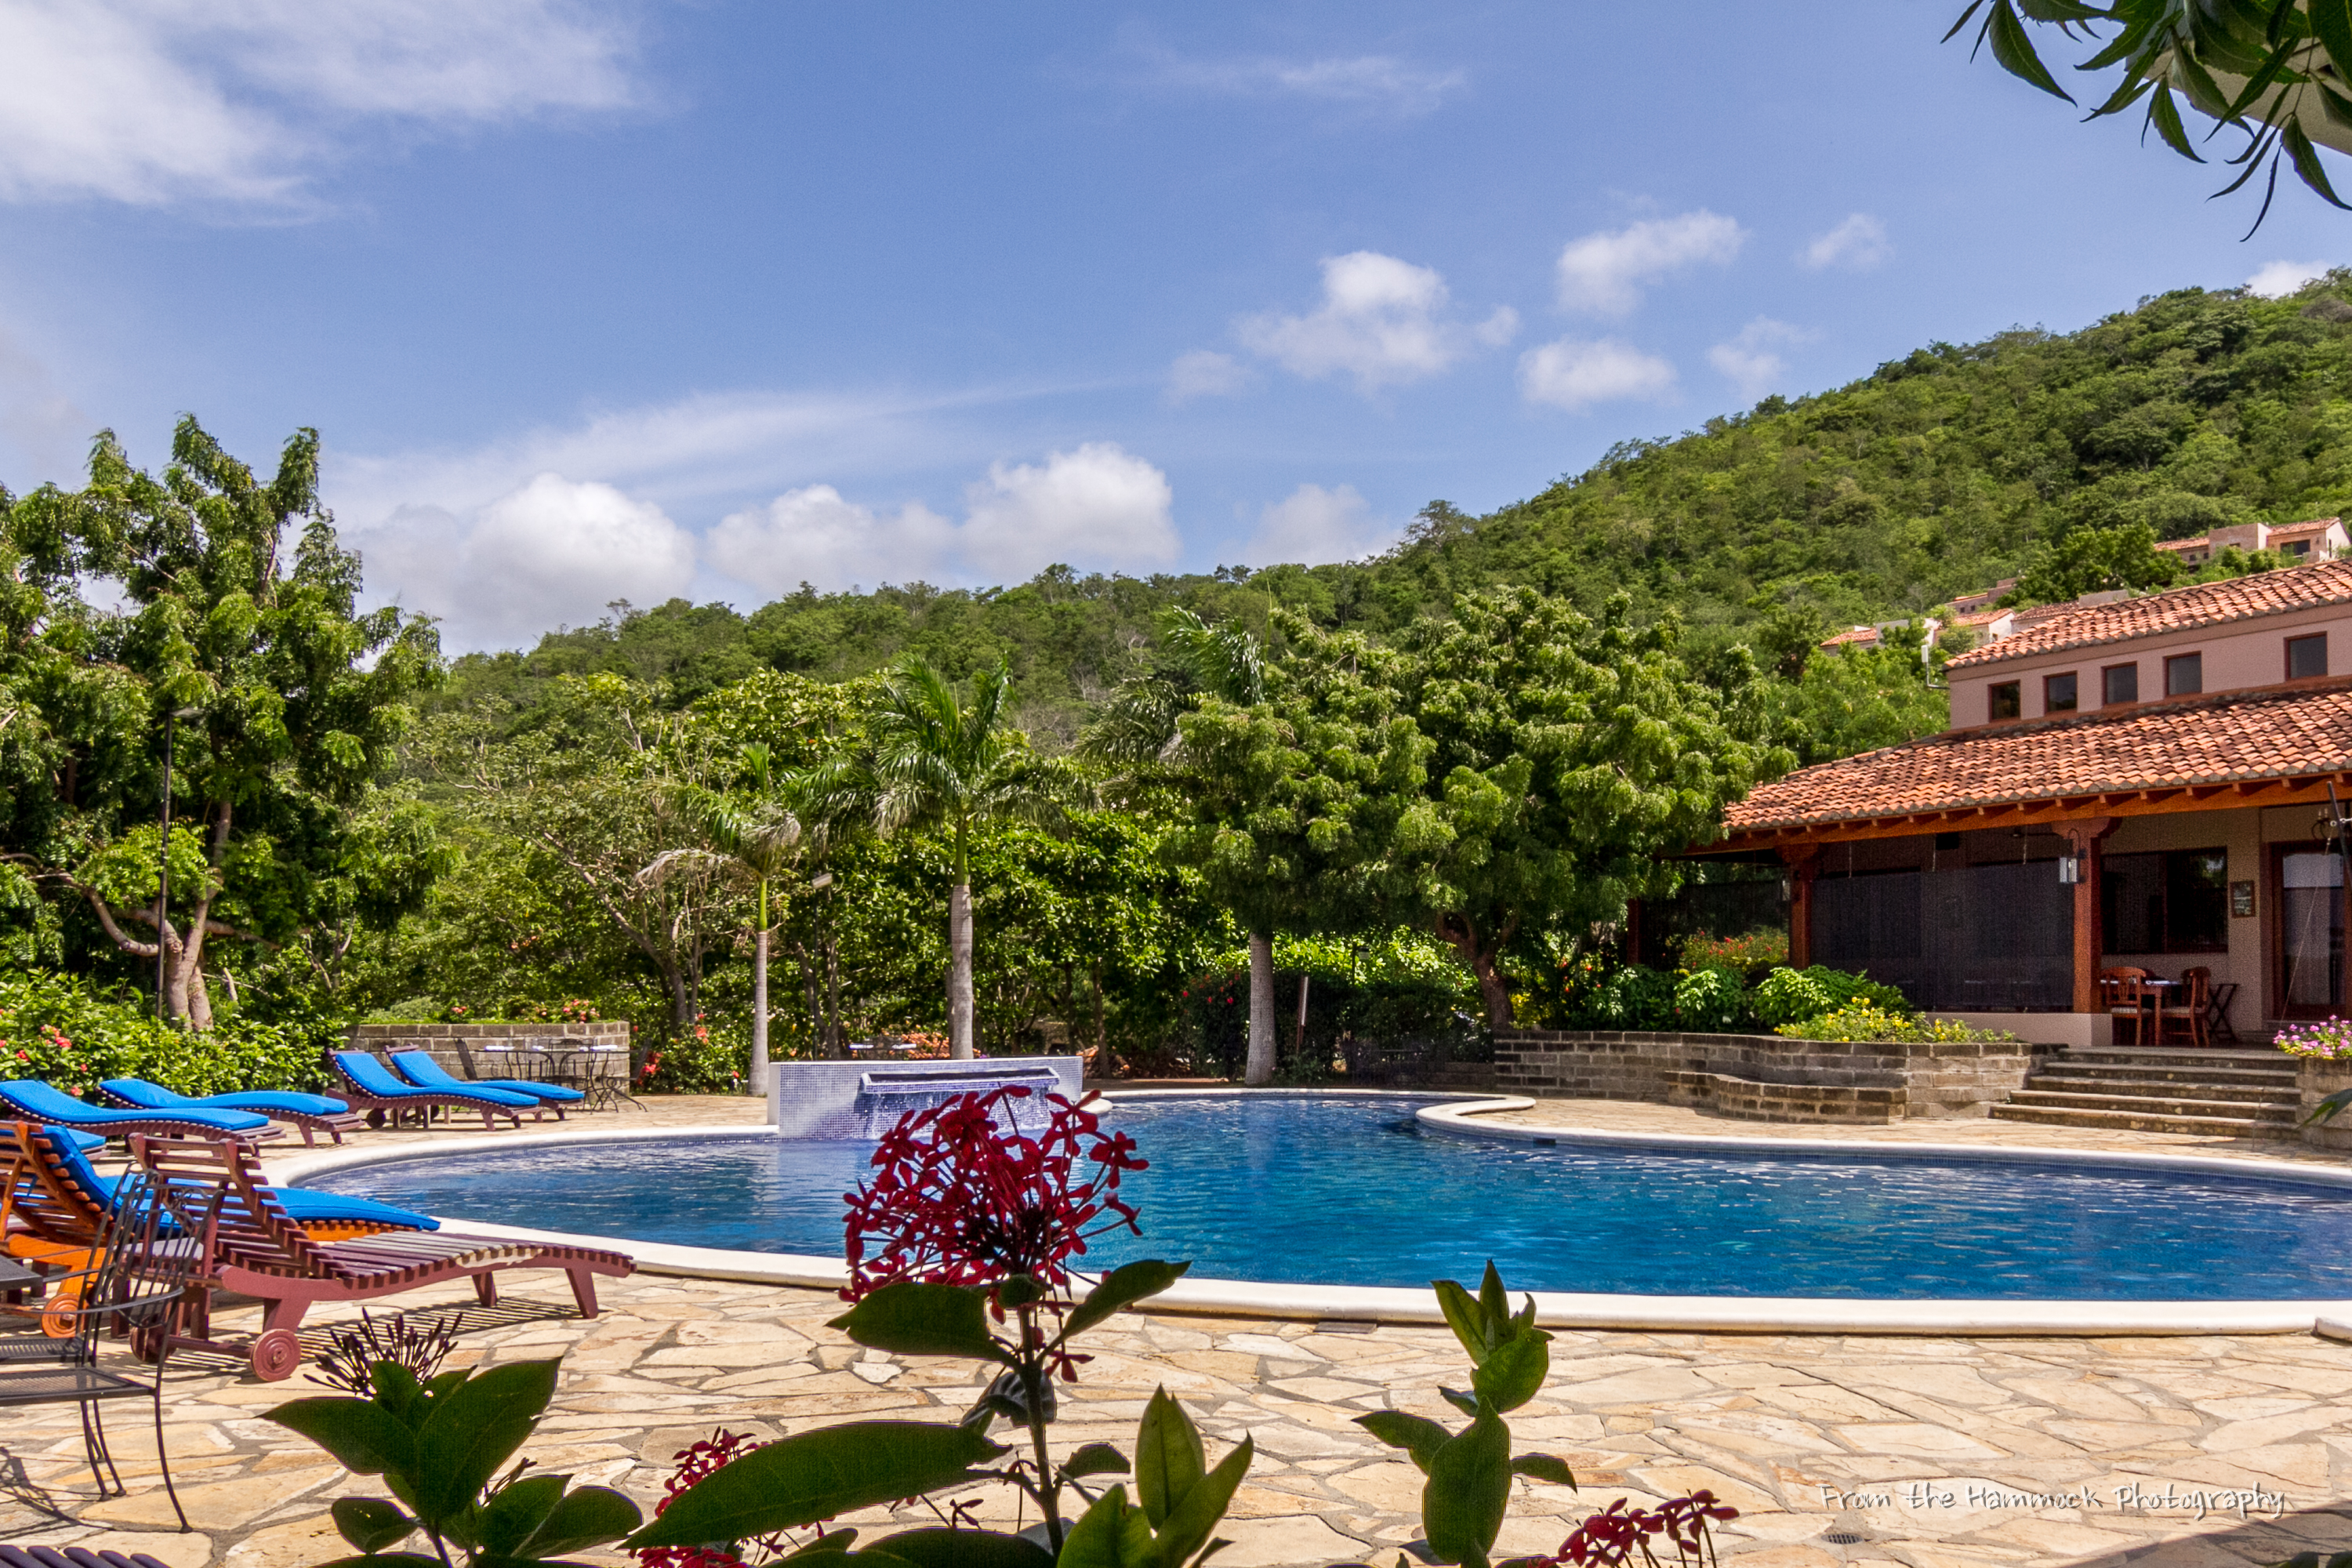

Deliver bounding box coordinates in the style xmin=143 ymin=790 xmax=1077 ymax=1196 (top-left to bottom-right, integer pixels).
xmin=2158 ymin=517 xmax=2347 ymax=568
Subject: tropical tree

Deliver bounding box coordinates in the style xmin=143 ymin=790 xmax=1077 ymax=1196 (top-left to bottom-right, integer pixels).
xmin=1949 ymin=1 xmax=2352 ymax=226
xmin=853 ymin=655 xmax=1069 ymax=1060
xmin=27 ymin=419 xmax=441 ymax=1026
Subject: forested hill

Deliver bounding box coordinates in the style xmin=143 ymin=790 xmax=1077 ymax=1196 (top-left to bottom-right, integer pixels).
xmin=442 ymin=278 xmax=2352 ymax=731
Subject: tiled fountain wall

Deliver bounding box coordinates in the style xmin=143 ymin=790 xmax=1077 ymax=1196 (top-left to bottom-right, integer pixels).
xmin=768 ymin=1056 xmax=1087 ymax=1136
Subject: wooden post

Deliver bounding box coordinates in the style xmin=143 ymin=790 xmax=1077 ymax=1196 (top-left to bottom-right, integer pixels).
xmin=2058 ymin=818 xmax=2117 ymax=1014
xmin=1780 ymin=846 xmax=1822 ymax=969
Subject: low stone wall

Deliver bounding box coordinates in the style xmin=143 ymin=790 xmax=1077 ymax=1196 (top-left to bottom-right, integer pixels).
xmin=2301 ymin=1060 xmax=2352 ymax=1151
xmin=344 ymin=1020 xmax=633 ymax=1081
xmin=1493 ymin=1029 xmax=2038 ymax=1125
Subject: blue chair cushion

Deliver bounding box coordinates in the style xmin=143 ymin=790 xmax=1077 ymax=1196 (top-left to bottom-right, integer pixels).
xmin=34 ymin=1127 xmax=438 ymax=1232
xmin=99 ymin=1078 xmax=351 ymax=1118
xmin=389 ymin=1051 xmax=587 ymax=1104
xmin=330 ymin=1052 xmax=535 ymax=1109
xmin=0 ymin=1080 xmax=271 ymax=1133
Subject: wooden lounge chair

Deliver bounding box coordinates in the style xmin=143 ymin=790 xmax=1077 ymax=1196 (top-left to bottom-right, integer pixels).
xmin=129 ymin=1134 xmax=633 ymax=1380
xmin=2 ymin=1123 xmax=435 ymax=1312
xmin=325 ymin=1051 xmax=538 ymax=1130
xmin=95 ymin=1079 xmax=365 ymax=1147
xmin=0 ymin=1080 xmax=281 ymax=1142
xmin=389 ymin=1051 xmax=582 ymax=1116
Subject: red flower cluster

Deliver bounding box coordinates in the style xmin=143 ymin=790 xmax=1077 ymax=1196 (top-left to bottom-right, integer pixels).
xmin=633 ymin=1430 xmax=768 ymax=1568
xmin=841 ymin=1087 xmax=1147 ymax=1303
xmin=1548 ymin=1493 xmax=1738 ymax=1567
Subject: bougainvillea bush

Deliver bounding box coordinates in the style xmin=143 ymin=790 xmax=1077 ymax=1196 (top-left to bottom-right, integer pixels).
xmin=2276 ymin=1018 xmax=2352 ymax=1059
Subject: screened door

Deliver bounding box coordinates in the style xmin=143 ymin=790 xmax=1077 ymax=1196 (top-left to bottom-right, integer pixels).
xmin=2277 ymin=848 xmax=2344 ymax=1018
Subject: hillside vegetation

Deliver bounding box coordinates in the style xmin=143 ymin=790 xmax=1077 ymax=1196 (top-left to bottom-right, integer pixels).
xmin=445 ymin=276 xmax=2352 ymax=727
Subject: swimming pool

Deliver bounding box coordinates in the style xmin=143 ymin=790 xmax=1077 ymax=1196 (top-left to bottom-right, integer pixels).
xmin=301 ymin=1092 xmax=2352 ymax=1302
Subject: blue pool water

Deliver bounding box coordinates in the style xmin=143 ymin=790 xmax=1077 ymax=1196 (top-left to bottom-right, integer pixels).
xmin=306 ymin=1093 xmax=2352 ymax=1300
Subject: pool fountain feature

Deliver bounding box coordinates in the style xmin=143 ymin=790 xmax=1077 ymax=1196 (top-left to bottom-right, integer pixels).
xmin=847 ymin=1063 xmax=1062 ymax=1136
xmin=764 ymin=1054 xmax=1083 ymax=1138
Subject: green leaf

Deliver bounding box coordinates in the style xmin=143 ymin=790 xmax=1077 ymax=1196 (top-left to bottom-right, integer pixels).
xmin=1058 ymin=1261 xmax=1190 ymax=1345
xmin=476 ymin=1474 xmax=569 ymax=1556
xmin=1470 ymin=1334 xmax=1549 ymax=1415
xmin=1431 ymin=1280 xmax=1488 ymax=1365
xmin=1136 ymin=1388 xmax=1206 ymax=1530
xmin=1422 ymin=1410 xmax=1511 ymax=1568
xmin=829 ymin=1283 xmax=1014 ymax=1365
xmin=1145 ymin=1436 xmax=1251 ymax=1568
xmin=624 ymin=1423 xmax=1007 ymax=1549
xmin=411 ymin=1361 xmax=559 ymax=1526
xmin=1438 ymin=1388 xmax=1480 ymax=1420
xmin=1508 ymin=1454 xmax=1577 ymax=1489
xmin=1058 ymin=1443 xmax=1131 ymax=1482
xmin=1475 ymin=1261 xmax=1508 ymax=1334
xmin=855 ymin=1529 xmax=1056 ymax=1567
xmin=2282 ymin=117 xmax=2352 ymax=208
xmin=789 ymin=1530 xmax=862 ymax=1557
xmin=2317 ymin=0 xmax=2352 ymax=84
xmin=1987 ymin=0 xmax=2074 ymax=100
xmin=263 ymin=1398 xmax=419 ymax=1479
xmin=518 ymin=1485 xmax=644 ymax=1557
xmin=1054 ymin=1487 xmax=1138 ymax=1568
xmin=330 ymin=1497 xmax=416 ymax=1554
xmin=2148 ymin=84 xmax=2205 ymax=160
xmin=996 ymin=1275 xmax=1048 ymax=1312
xmin=1352 ymin=1412 xmax=1451 ymax=1475
xmin=369 ymin=1363 xmax=427 ymax=1428
xmin=2310 ymin=1083 xmax=2352 ymax=1124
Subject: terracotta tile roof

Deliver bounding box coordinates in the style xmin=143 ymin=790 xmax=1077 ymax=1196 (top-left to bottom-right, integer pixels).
xmin=1723 ymin=678 xmax=2352 ymax=833
xmin=1942 ymin=560 xmax=2352 ymax=670
xmin=2267 ymin=516 xmax=2340 ymax=538
xmin=1819 ymin=626 xmax=1879 ymax=650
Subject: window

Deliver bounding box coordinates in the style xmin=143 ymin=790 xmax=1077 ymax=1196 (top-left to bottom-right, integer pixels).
xmin=2044 ymin=671 xmax=2078 ymax=713
xmin=2101 ymin=848 xmax=2230 ymax=953
xmin=2102 ymin=662 xmax=2139 ymax=705
xmin=2285 ymin=538 xmax=2313 ymax=557
xmin=2165 ymin=652 xmax=2202 ymax=696
xmin=1987 ymin=681 xmax=2020 ymax=721
xmin=2289 ymin=632 xmax=2328 ymax=680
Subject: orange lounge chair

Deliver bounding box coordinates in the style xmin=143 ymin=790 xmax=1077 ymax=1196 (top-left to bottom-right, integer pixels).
xmin=129 ymin=1134 xmax=633 ymax=1379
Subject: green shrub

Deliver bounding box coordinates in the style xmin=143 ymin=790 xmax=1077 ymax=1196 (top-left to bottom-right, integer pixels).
xmin=1777 ymin=1002 xmax=2018 ymax=1044
xmin=1563 ymin=962 xmax=1679 ymax=1030
xmin=1671 ymin=965 xmax=1751 ymax=1033
xmin=0 ymin=968 xmax=337 ymax=1094
xmin=1750 ymin=965 xmax=1913 ymax=1029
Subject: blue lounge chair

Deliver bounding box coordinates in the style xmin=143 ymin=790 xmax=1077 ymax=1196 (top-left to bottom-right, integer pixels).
xmin=390 ymin=1051 xmax=582 ymax=1116
xmin=326 ymin=1051 xmax=536 ymax=1131
xmin=17 ymin=1123 xmax=437 ymax=1235
xmin=96 ymin=1079 xmax=366 ymax=1148
xmin=0 ymin=1080 xmax=279 ymax=1142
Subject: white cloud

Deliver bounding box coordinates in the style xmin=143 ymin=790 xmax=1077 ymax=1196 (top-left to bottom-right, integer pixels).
xmin=1132 ymin=43 xmax=1464 ymax=115
xmin=1519 ymin=338 xmax=1676 ymax=412
xmin=1554 ymin=210 xmax=1745 ymax=315
xmin=2246 ymin=260 xmax=2331 ymax=298
xmin=707 ymin=485 xmax=956 ymax=597
xmin=1167 ymin=349 xmax=1254 ymax=402
xmin=1243 ymin=483 xmax=1395 ymax=565
xmin=1707 ymin=318 xmax=1809 ymax=401
xmin=961 ymin=442 xmax=1177 ymax=579
xmin=0 ymin=0 xmax=639 ymax=207
xmin=1236 ymin=252 xmax=1516 ymax=393
xmin=1800 ymin=213 xmax=1891 ymax=272
xmin=358 ymin=473 xmax=695 ymax=648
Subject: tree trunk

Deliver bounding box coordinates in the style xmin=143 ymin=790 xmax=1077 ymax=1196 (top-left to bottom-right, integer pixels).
xmin=1091 ymin=960 xmax=1105 ymax=1057
xmin=1245 ymin=931 xmax=1276 ymax=1086
xmin=1436 ymin=914 xmax=1515 ymax=1029
xmin=750 ymin=926 xmax=771 ymax=1098
xmin=824 ymin=935 xmax=843 ymax=1058
xmin=948 ymin=880 xmax=975 ymax=1059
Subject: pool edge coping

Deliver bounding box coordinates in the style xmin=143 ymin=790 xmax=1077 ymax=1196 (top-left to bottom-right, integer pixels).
xmin=267 ymin=1094 xmax=2352 ymax=1338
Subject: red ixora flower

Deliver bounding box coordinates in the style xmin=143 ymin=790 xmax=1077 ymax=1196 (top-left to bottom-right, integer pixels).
xmin=1548 ymin=1493 xmax=1738 ymax=1567
xmin=841 ymin=1087 xmax=1147 ymax=1305
xmin=633 ymin=1430 xmax=769 ymax=1568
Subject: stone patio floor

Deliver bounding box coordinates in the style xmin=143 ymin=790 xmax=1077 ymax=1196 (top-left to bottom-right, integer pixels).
xmin=5 ymin=1091 xmax=2350 ymax=1568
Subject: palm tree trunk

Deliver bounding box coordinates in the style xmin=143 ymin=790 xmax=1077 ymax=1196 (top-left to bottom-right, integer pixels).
xmin=1245 ymin=931 xmax=1275 ymax=1086
xmin=750 ymin=926 xmax=771 ymax=1100
xmin=949 ymin=880 xmax=975 ymax=1060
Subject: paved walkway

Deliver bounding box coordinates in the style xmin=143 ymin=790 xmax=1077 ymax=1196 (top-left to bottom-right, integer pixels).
xmin=4 ymin=1094 xmax=2350 ymax=1568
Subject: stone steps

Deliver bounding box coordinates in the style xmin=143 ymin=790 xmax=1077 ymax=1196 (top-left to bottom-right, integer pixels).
xmin=1991 ymin=1044 xmax=2302 ymax=1138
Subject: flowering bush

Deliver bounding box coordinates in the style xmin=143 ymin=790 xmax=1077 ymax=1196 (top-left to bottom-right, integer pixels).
xmin=1678 ymin=929 xmax=1788 ymax=977
xmin=1539 ymin=1492 xmax=1738 ymax=1567
xmin=1779 ymin=1002 xmax=2018 ymax=1045
xmin=2276 ymin=1018 xmax=2352 ymax=1058
xmin=1749 ymin=966 xmax=1911 ymax=1031
xmin=0 ymin=969 xmax=335 ymax=1094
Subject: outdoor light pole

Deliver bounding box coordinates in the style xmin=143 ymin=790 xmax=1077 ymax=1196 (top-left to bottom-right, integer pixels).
xmin=156 ymin=705 xmax=200 ymax=1024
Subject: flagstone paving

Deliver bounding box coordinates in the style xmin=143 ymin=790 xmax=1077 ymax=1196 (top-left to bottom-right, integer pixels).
xmin=3 ymin=1092 xmax=2349 ymax=1567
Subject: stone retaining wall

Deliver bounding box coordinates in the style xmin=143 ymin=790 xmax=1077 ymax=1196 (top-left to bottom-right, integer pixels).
xmin=2301 ymin=1059 xmax=2352 ymax=1151
xmin=1494 ymin=1029 xmax=2039 ymax=1124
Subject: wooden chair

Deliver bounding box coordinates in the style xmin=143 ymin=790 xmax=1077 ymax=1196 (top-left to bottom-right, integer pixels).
xmin=2162 ymin=967 xmax=2213 ymax=1048
xmin=2098 ymin=966 xmax=2155 ymax=1045
xmin=128 ymin=1134 xmax=633 ymax=1380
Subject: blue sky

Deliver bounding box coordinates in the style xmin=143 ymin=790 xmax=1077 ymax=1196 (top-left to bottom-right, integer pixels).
xmin=1 ymin=2 xmax=2347 ymax=650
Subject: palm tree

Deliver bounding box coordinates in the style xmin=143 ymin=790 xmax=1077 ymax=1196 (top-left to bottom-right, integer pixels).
xmin=1080 ymin=608 xmax=1285 ymax=1085
xmin=643 ymin=743 xmax=804 ymax=1096
xmin=861 ymin=655 xmax=1066 ymax=1060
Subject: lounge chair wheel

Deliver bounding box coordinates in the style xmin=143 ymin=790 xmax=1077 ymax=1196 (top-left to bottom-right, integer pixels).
xmin=40 ymin=1287 xmax=80 ymax=1338
xmin=251 ymin=1328 xmax=303 ymax=1381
